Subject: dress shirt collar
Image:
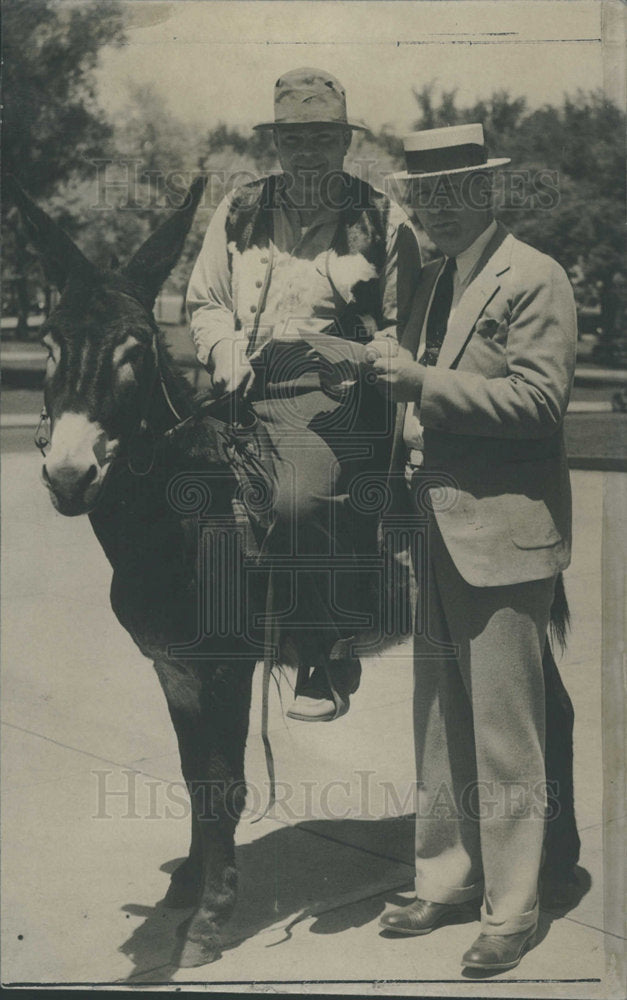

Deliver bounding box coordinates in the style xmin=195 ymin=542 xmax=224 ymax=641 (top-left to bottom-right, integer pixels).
xmin=448 ymin=218 xmax=498 ymax=285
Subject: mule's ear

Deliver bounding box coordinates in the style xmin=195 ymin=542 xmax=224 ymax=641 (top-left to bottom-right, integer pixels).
xmin=122 ymin=176 xmax=207 ymax=310
xmin=6 ymin=175 xmax=95 ymax=292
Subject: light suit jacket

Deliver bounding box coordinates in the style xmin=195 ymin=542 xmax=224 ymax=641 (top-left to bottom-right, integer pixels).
xmin=389 ymin=222 xmax=578 ymax=587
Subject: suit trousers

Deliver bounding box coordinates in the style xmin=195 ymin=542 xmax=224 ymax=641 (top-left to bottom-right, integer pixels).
xmin=413 ymin=510 xmax=555 ymax=935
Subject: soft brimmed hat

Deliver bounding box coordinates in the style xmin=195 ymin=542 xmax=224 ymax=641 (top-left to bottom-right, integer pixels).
xmin=253 ymin=67 xmax=368 ymax=131
xmin=389 ymin=123 xmax=510 ymax=180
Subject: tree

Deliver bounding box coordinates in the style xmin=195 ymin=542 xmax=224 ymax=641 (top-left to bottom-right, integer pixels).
xmin=2 ymin=0 xmax=126 ymax=335
xmin=110 ymin=84 xmax=205 ymax=292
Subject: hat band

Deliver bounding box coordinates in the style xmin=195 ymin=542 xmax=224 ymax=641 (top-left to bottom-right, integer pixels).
xmin=405 ymin=143 xmax=486 ymax=175
xmin=274 ymin=113 xmax=348 ymax=125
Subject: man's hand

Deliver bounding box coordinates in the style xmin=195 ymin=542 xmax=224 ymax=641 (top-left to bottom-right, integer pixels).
xmin=370 ymin=347 xmax=426 ymax=402
xmin=207 ymin=339 xmax=255 ymax=396
xmin=364 ymin=333 xmax=400 ymax=365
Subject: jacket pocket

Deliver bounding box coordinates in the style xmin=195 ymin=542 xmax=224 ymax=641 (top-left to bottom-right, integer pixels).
xmin=504 ymin=494 xmax=563 ymax=549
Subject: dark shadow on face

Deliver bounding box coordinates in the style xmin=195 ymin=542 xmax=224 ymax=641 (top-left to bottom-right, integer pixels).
xmin=407 ymin=170 xmax=494 ymax=258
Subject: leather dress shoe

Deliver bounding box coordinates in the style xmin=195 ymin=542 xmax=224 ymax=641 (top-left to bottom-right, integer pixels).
xmin=462 ymin=926 xmax=536 ymax=971
xmin=380 ymin=898 xmax=480 ymax=936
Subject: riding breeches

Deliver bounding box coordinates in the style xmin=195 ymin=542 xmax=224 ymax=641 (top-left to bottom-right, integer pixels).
xmin=247 ymin=359 xmax=391 ymax=664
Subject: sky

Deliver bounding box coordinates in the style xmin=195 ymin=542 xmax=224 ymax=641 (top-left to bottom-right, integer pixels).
xmin=95 ymin=0 xmax=607 ymax=133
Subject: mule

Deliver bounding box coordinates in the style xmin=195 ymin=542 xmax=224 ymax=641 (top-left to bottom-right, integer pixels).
xmin=10 ymin=178 xmax=580 ymax=967
xmin=11 ymin=177 xmax=265 ymax=967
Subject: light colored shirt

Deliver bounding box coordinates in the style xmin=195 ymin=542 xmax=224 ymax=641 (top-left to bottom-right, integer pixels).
xmin=403 ymin=219 xmax=498 ymax=457
xmin=187 ymin=181 xmax=408 ymax=366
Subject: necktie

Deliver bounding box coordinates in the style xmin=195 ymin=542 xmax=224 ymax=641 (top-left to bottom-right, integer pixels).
xmin=421 ymin=256 xmax=456 ymax=367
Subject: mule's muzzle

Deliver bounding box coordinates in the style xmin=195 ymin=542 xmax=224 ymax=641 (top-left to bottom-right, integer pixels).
xmin=41 ymin=412 xmax=118 ymax=515
xmin=42 ymin=460 xmax=103 ymax=516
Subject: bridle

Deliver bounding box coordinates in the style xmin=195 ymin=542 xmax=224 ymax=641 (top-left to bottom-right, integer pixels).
xmin=125 ymin=326 xmax=185 ymax=477
xmin=34 ymin=323 xmax=258 ymax=478
xmin=33 ymin=326 xmax=182 ymax=474
xmin=34 ymin=406 xmax=51 ymax=458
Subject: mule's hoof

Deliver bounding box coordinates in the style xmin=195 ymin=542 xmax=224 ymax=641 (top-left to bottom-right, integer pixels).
xmin=540 ymin=867 xmax=590 ymax=913
xmin=178 ymin=935 xmax=222 ymax=967
xmin=163 ymin=878 xmax=199 ymax=909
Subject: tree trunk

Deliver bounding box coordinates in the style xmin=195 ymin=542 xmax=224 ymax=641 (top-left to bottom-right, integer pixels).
xmin=15 ymin=276 xmax=31 ymax=339
xmin=8 ymin=212 xmax=32 ymax=340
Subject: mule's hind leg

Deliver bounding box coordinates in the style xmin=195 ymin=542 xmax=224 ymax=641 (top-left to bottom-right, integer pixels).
xmin=542 ymin=640 xmax=581 ymax=885
xmin=153 ymin=658 xmax=205 ymax=909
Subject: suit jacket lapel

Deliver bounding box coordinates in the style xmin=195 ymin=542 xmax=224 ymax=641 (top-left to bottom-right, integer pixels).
xmin=437 ymin=222 xmax=513 ymax=370
xmin=400 ymin=260 xmax=441 ymax=358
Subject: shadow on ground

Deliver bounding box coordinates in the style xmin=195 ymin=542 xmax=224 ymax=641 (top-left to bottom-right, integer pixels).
xmin=118 ymin=815 xmax=415 ymax=981
xmin=116 ymin=816 xmax=591 ymax=984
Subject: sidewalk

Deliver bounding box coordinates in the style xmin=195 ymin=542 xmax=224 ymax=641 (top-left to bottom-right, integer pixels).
xmin=0 ymin=451 xmax=622 ymax=993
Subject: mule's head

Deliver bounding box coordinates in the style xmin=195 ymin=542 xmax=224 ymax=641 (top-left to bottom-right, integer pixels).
xmin=10 ymin=178 xmax=205 ymax=515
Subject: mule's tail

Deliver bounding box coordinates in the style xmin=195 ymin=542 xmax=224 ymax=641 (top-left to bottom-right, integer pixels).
xmin=549 ymin=571 xmax=570 ymax=653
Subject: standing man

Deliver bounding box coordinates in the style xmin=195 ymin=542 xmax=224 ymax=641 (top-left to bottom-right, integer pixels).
xmin=374 ymin=124 xmax=577 ymax=971
xmin=187 ymin=68 xmax=420 ymax=720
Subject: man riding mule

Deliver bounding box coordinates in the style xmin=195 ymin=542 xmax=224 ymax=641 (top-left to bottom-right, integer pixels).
xmin=187 ymin=67 xmax=421 ymax=721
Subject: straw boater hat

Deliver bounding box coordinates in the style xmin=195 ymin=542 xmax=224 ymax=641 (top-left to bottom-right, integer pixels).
xmin=253 ymin=67 xmax=368 ymax=131
xmin=390 ymin=123 xmax=510 ymax=180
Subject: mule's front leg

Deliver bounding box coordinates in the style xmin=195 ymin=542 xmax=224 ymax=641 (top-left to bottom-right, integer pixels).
xmin=155 ymin=658 xmax=253 ymax=966
xmin=179 ymin=770 xmax=247 ymax=967
xmin=164 ymin=810 xmax=203 ymax=908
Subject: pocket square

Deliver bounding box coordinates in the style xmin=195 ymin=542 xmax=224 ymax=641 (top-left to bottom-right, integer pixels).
xmin=474 ymin=317 xmax=505 ymax=340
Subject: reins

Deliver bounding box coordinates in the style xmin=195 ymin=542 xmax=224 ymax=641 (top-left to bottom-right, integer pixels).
xmin=126 ymin=328 xmax=184 ymax=477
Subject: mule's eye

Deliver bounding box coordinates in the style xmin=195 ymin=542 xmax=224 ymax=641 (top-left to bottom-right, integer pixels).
xmin=114 ymin=341 xmax=145 ymax=392
xmin=113 ymin=337 xmax=144 ymax=369
xmin=125 ymin=346 xmax=145 ymax=365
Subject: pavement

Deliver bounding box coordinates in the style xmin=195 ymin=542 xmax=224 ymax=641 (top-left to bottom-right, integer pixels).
xmin=1 ymin=428 xmax=624 ymax=995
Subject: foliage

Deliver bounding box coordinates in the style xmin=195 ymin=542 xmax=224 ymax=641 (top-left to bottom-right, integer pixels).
xmin=2 ymin=21 xmax=624 ymax=345
xmin=404 ymin=84 xmax=626 ymax=296
xmin=62 ymin=82 xmax=200 ymax=275
xmin=2 ymin=0 xmax=126 ymax=334
xmin=2 ymin=0 xmax=125 ymax=196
